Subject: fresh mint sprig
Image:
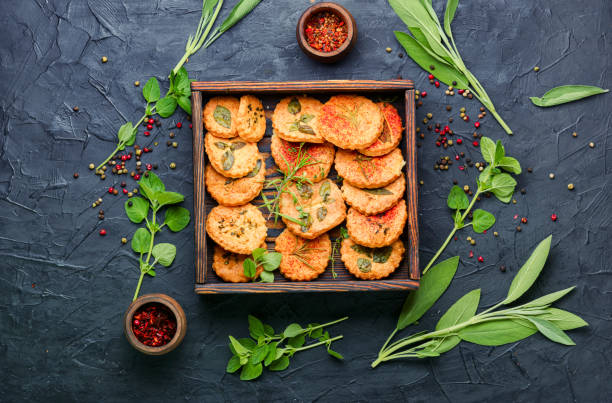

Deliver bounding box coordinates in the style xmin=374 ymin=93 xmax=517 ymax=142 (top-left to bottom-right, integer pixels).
xmin=243 ymin=248 xmax=282 ymax=283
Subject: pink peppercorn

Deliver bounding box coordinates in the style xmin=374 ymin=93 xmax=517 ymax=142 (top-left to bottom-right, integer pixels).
xmin=457 ymin=138 xmax=463 ymax=145
xmin=474 ymin=122 xmax=480 ymax=128
xmin=421 ymin=91 xmax=427 ymax=97
xmin=147 ymin=124 xmax=153 ymax=130
xmin=551 ymin=214 xmax=558 ymax=221
xmin=473 ymin=141 xmax=479 ymax=147
xmin=176 ymin=122 xmax=182 ymax=128
xmin=428 ymin=74 xmax=434 ymax=80
xmin=478 ymin=256 xmax=484 ymax=263
xmin=144 ymin=131 xmax=150 ymax=136
xmin=434 ymin=81 xmax=440 ymax=88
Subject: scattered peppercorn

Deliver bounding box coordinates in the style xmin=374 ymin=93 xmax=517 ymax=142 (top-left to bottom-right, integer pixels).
xmin=589 ymin=142 xmax=595 ymax=148
xmin=172 ymin=142 xmax=178 ymax=148
xmin=572 ymin=131 xmax=577 ymax=137
xmin=101 ymin=56 xmax=108 ymax=63
xmin=73 ymin=173 xmax=79 ymax=179
xmin=477 ymin=256 xmax=484 ymax=263
xmin=73 ymin=106 xmax=79 ymax=112
xmin=500 ymin=265 xmax=506 ymax=272
xmin=521 ymin=217 xmax=528 ymax=224
xmin=567 ymin=183 xmax=574 ymax=190
xmin=549 ymin=173 xmax=555 ymax=179
xmin=493 ymin=231 xmax=499 ymax=237
xmin=551 ymin=213 xmax=558 ymax=222
xmin=134 ymin=81 xmax=140 ymax=86
xmin=520 ymin=188 xmax=526 ymax=194
xmin=99 ymin=229 xmax=107 ymax=236
xmin=170 ymin=162 xmax=176 ymax=169
xmin=176 ymin=122 xmax=182 ymax=128
xmin=121 ymin=237 xmax=127 ymax=244
xmin=527 ymin=167 xmax=533 ymax=173
xmin=533 ymin=66 xmax=540 ymax=72
xmin=385 ymin=47 xmax=392 ymax=53
xmin=516 ymin=226 xmax=522 ymax=232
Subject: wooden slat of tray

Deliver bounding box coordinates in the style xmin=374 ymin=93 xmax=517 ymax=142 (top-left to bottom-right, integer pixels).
xmin=191 ymin=80 xmax=418 ymax=294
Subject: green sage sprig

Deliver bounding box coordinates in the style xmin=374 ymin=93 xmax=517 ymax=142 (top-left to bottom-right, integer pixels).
xmin=227 ymin=315 xmax=347 ymax=381
xmin=243 ymin=248 xmax=282 ymax=283
xmin=390 ymin=0 xmax=513 ymax=134
xmin=529 ymin=85 xmax=609 ymax=107
xmin=125 ymin=172 xmax=191 ymax=301
xmin=372 ymin=236 xmax=588 ymax=367
xmin=204 ymin=0 xmax=263 ymax=48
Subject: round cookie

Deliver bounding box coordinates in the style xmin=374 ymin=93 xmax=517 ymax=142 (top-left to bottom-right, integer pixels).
xmin=341 ymin=238 xmax=404 ymax=280
xmin=205 ymin=157 xmax=265 ymax=206
xmin=274 ymin=229 xmax=330 ymax=281
xmin=236 ymin=95 xmax=266 ymax=142
xmin=346 ymin=199 xmax=407 ymax=247
xmin=270 ymin=133 xmax=334 ymax=183
xmin=342 ymin=174 xmax=405 ymax=215
xmin=358 ymin=103 xmax=403 ymax=157
xmin=206 ymin=203 xmax=267 ymax=255
xmin=279 ymin=179 xmax=346 ymax=240
xmin=335 ymin=148 xmax=404 ymax=189
xmin=205 ymin=132 xmax=258 ymax=178
xmin=212 ymin=243 xmax=266 ymax=282
xmin=318 ymin=95 xmax=383 ymax=149
xmin=272 ymin=96 xmax=324 ymax=143
xmin=203 ymin=96 xmax=240 ymax=138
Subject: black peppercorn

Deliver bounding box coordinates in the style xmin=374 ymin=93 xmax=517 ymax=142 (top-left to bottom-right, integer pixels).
xmin=500 ymin=265 xmax=506 ymax=272
xmin=128 ymin=201 xmax=133 ymax=207
xmin=516 ymin=226 xmax=522 ymax=232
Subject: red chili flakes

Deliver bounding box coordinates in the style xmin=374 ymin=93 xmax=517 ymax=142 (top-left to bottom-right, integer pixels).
xmin=305 ymin=11 xmax=348 ymax=53
xmin=132 ymin=303 xmax=177 ymax=347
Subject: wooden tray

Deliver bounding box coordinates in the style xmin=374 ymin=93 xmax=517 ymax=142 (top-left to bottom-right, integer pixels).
xmin=191 ymin=80 xmax=419 ymax=294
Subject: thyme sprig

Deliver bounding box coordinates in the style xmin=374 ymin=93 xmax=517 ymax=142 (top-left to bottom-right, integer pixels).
xmin=290 ymin=238 xmax=326 ymax=270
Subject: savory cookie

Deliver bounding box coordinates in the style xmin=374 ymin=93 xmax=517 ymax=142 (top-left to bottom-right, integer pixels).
xmin=212 ymin=243 xmax=266 ymax=282
xmin=358 ymin=103 xmax=403 ymax=157
xmin=279 ymin=179 xmax=346 ymax=239
xmin=335 ymin=148 xmax=404 ymax=189
xmin=274 ymin=229 xmax=331 ymax=281
xmin=203 ymin=96 xmax=240 ymax=138
xmin=205 ymin=157 xmax=265 ymax=206
xmin=206 ymin=203 xmax=267 ymax=255
xmin=342 ymin=174 xmax=405 ymax=215
xmin=236 ymin=95 xmax=266 ymax=142
xmin=205 ymin=132 xmax=258 ymax=178
xmin=346 ymin=199 xmax=407 ymax=247
xmin=270 ymin=133 xmax=334 ymax=183
xmin=341 ymin=238 xmax=404 ymax=280
xmin=272 ymin=96 xmax=324 ymax=143
xmin=318 ymin=95 xmax=383 ymax=149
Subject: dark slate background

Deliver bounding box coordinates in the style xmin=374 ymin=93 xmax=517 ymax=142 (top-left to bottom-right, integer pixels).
xmin=1 ymin=0 xmax=611 ymax=401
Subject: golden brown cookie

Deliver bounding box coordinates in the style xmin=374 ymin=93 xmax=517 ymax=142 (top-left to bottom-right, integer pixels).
xmin=274 ymin=229 xmax=330 ymax=281
xmin=205 ymin=157 xmax=265 ymax=206
xmin=272 ymin=96 xmax=324 ymax=143
xmin=342 ymin=174 xmax=405 ymax=215
xmin=206 ymin=204 xmax=267 ymax=255
xmin=270 ymin=132 xmax=334 ymax=183
xmin=341 ymin=238 xmax=404 ymax=280
xmin=236 ymin=95 xmax=266 ymax=142
xmin=335 ymin=148 xmax=404 ymax=189
xmin=212 ymin=243 xmax=266 ymax=282
xmin=279 ymin=179 xmax=346 ymax=239
xmin=346 ymin=199 xmax=407 ymax=247
xmin=318 ymin=95 xmax=383 ymax=149
xmin=205 ymin=132 xmax=258 ymax=178
xmin=358 ymin=103 xmax=403 ymax=157
xmin=203 ymin=96 xmax=240 ymax=138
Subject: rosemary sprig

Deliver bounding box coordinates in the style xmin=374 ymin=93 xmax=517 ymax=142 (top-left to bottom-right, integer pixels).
xmin=290 ymin=237 xmax=325 ymax=270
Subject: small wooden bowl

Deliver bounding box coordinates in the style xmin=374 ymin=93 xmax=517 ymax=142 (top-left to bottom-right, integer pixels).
xmin=296 ymin=2 xmax=357 ymax=63
xmin=124 ymin=293 xmax=187 ymax=355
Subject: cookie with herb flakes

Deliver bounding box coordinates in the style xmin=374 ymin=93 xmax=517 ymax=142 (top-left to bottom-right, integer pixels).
xmin=270 ymin=132 xmax=334 ymax=183
xmin=205 ymin=157 xmax=265 ymax=206
xmin=203 ymin=96 xmax=240 ymax=138
xmin=236 ymin=95 xmax=266 ymax=142
xmin=358 ymin=102 xmax=403 ymax=157
xmin=342 ymin=174 xmax=405 ymax=215
xmin=272 ymin=96 xmax=325 ymax=143
xmin=318 ymin=95 xmax=383 ymax=150
xmin=274 ymin=229 xmax=331 ymax=281
xmin=213 ymin=243 xmax=267 ymax=282
xmin=341 ymin=238 xmax=404 ymax=280
xmin=206 ymin=203 xmax=267 ymax=255
xmin=205 ymin=132 xmax=258 ymax=178
xmin=346 ymin=199 xmax=407 ymax=248
xmin=335 ymin=148 xmax=404 ymax=189
xmin=279 ymin=179 xmax=346 ymax=240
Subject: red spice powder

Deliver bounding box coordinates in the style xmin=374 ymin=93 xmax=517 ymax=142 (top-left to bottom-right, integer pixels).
xmin=305 ymin=11 xmax=348 ymax=53
xmin=132 ymin=303 xmax=177 ymax=347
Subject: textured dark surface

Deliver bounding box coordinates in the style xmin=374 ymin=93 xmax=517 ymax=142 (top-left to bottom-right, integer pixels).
xmin=1 ymin=0 xmax=610 ymax=401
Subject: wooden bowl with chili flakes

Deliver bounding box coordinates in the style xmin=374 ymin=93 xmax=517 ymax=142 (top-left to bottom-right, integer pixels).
xmin=297 ymin=2 xmax=357 ymax=63
xmin=124 ymin=293 xmax=187 ymax=355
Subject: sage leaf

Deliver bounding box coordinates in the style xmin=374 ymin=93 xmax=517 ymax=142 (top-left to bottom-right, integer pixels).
xmin=288 ymin=97 xmax=301 ymax=114
xmin=142 ymin=77 xmax=160 ymax=102
xmin=471 ymin=209 xmax=495 ymax=233
xmin=497 ymin=156 xmax=521 ymax=174
xmin=502 ymin=235 xmax=552 ymax=305
xmin=427 ymin=336 xmax=461 ymax=354
xmin=156 ymin=96 xmax=178 ymax=118
xmin=521 ymin=286 xmax=575 ymax=309
xmin=530 ymin=85 xmax=609 ymax=107
xmin=248 ymin=315 xmax=265 ymax=339
xmin=131 ymin=227 xmax=151 ymax=253
xmin=245 ymin=159 xmax=262 ymax=178
xmin=243 ymin=258 xmax=256 ymax=278
xmin=216 ymin=0 xmax=263 ymax=36
xmin=156 ymin=191 xmax=185 ymax=208
xmin=152 ymin=243 xmax=176 ymax=267
xmin=459 ymin=319 xmax=537 ymax=346
xmin=357 ymin=258 xmax=372 ymax=273
xmin=177 ymin=95 xmax=192 ymax=116
xmin=164 ymin=206 xmax=190 ymax=232
xmin=317 ymin=206 xmax=327 ymax=221
xmin=269 ymin=356 xmax=290 ymax=371
xmin=363 ymin=187 xmax=393 ymax=196
xmin=214 ymin=105 xmax=232 ymax=128
xmin=479 ymin=137 xmax=496 ymax=165
xmin=259 ymin=271 xmax=274 ymax=283
xmin=261 ymin=252 xmax=282 ymax=271
xmin=447 ymin=185 xmax=469 ymax=210
xmin=524 ymin=317 xmax=575 ymax=346
xmin=222 ymin=149 xmax=234 ymax=170
xmin=443 ymin=0 xmax=459 ymax=38
xmin=226 ymin=356 xmax=242 ymax=373
xmin=249 ymin=344 xmax=269 ymax=364
xmin=283 ymin=323 xmax=303 ymax=338
xmin=397 ymin=256 xmax=459 ymax=330
xmin=240 ymin=362 xmax=262 ymax=381
xmin=125 ymin=197 xmax=149 ymax=224
xmin=435 ymin=289 xmax=480 ymax=331
xmin=536 ymin=308 xmax=588 ymax=330
xmin=372 ymin=246 xmax=393 ymax=263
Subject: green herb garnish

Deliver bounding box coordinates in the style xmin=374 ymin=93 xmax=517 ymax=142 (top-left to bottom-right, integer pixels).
xmin=214 ymin=105 xmax=232 ymax=128
xmin=329 ymin=227 xmax=349 ymax=279
xmin=529 ymin=85 xmax=609 ymax=107
xmin=242 ymin=248 xmax=282 ymax=283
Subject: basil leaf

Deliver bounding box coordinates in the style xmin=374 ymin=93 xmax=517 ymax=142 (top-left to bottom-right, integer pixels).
xmin=259 ymin=271 xmax=274 ymax=283
xmin=497 ymin=156 xmax=521 ymax=174
xmin=141 ymin=172 xmax=165 ymax=193
xmin=164 ymin=206 xmax=190 ymax=232
xmin=177 ymin=95 xmax=192 ymax=115
xmin=261 ymin=252 xmax=282 ymax=271
xmin=142 ymin=77 xmax=160 ymax=102
xmin=489 ymin=173 xmax=517 ymax=203
xmin=288 ymin=97 xmax=301 ymax=114
xmin=174 ymin=67 xmax=190 ymax=96
xmin=222 ymin=149 xmax=234 ymax=170
xmin=530 ymin=85 xmax=609 ymax=107
xmin=240 ymin=362 xmax=263 ymax=381
xmin=397 ymin=256 xmax=459 ymax=330
xmin=459 ymin=319 xmax=537 ymax=346
xmin=156 ymin=96 xmax=178 ymax=118
xmin=317 ymin=206 xmax=327 ymax=221
xmin=536 ymin=308 xmax=588 ymax=330
xmin=502 ymin=235 xmax=552 ymax=305
xmin=471 ymin=209 xmax=495 ymax=233
xmin=156 ymin=191 xmax=185 ymax=208
xmin=362 ymin=187 xmax=393 ymax=196
xmin=138 ymin=182 xmax=157 ymax=203
xmin=252 ymin=248 xmax=266 ymax=262
xmin=124 ymin=197 xmax=149 ymax=223
xmin=131 ymin=227 xmax=151 ymax=253
xmin=357 ymin=258 xmax=372 ymax=273
xmin=523 ymin=317 xmax=575 ymax=345
xmin=521 ymin=287 xmax=575 ymax=309
xmin=245 ymin=159 xmax=262 ymax=178
xmin=436 ymin=289 xmax=480 ymax=331
xmin=226 ymin=356 xmax=242 ymax=373
xmin=372 ymin=246 xmax=393 ymax=263
xmin=152 ymin=243 xmax=176 ymax=267
xmin=249 ymin=345 xmax=269 ymax=365
xmin=228 ymin=335 xmax=250 ymax=356
xmin=243 ymin=258 xmax=256 ymax=278
xmin=214 ymin=105 xmax=231 ymax=128
xmin=479 ymin=137 xmax=496 ymax=164
xmin=447 ymin=185 xmax=469 ymax=210
xmin=268 ymin=356 xmax=290 ymax=371
xmin=283 ymin=323 xmax=303 ymax=338
xmin=248 ymin=315 xmax=265 ymax=339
